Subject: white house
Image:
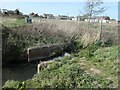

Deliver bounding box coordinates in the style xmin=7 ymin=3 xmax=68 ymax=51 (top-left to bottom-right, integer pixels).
xmin=72 ymin=17 xmax=78 ymax=21
xmin=99 ymin=19 xmax=110 ymax=23
xmin=99 ymin=17 xmax=110 ymax=23
xmin=84 ymin=16 xmax=110 ymax=23
xmin=84 ymin=18 xmax=98 ymax=23
xmin=43 ymin=14 xmax=55 ymax=19
xmin=72 ymin=16 xmax=83 ymax=21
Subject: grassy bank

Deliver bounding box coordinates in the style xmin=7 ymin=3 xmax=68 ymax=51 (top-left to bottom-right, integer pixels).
xmin=2 ymin=18 xmax=118 ymax=88
xmin=3 ymin=45 xmax=118 ymax=88
xmin=25 ymin=45 xmax=118 ymax=88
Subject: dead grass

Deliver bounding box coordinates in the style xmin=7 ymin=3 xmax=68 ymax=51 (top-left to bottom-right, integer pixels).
xmin=32 ymin=19 xmax=118 ymax=46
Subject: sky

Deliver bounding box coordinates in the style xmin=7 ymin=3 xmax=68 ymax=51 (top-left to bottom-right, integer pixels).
xmin=0 ymin=2 xmax=118 ymax=20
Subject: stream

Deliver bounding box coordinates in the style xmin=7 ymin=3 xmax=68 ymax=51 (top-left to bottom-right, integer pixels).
xmin=2 ymin=62 xmax=37 ymax=86
xmin=2 ymin=53 xmax=69 ymax=86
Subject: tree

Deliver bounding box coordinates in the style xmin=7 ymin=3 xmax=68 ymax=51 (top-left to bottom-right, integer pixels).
xmin=85 ymin=0 xmax=106 ymax=16
xmin=85 ymin=0 xmax=106 ymax=42
xmin=85 ymin=0 xmax=106 ymax=28
xmin=15 ymin=9 xmax=20 ymax=15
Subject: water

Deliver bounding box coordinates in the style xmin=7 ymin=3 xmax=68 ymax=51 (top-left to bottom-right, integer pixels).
xmin=2 ymin=63 xmax=37 ymax=86
xmin=2 ymin=54 xmax=66 ymax=86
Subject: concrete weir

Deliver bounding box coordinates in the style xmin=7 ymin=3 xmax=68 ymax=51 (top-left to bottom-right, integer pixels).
xmin=27 ymin=44 xmax=64 ymax=62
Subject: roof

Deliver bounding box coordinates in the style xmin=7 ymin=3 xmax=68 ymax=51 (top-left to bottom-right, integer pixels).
xmin=44 ymin=14 xmax=54 ymax=16
xmin=7 ymin=10 xmax=15 ymax=14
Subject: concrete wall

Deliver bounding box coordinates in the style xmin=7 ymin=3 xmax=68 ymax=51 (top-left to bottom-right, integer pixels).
xmin=27 ymin=44 xmax=64 ymax=62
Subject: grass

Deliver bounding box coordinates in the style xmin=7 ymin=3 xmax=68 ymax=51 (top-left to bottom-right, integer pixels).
xmin=93 ymin=46 xmax=118 ymax=61
xmin=76 ymin=45 xmax=118 ymax=87
xmin=2 ymin=18 xmax=26 ymax=27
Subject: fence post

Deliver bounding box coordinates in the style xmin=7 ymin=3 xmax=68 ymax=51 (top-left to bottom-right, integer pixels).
xmin=100 ymin=20 xmax=102 ymax=30
xmin=99 ymin=20 xmax=103 ymax=41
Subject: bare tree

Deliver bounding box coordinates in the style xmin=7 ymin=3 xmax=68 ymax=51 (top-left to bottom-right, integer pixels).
xmin=85 ymin=0 xmax=106 ymax=28
xmin=85 ymin=0 xmax=106 ymax=41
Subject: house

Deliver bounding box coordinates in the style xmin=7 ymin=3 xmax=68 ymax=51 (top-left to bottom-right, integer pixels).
xmin=69 ymin=16 xmax=74 ymax=20
xmin=2 ymin=9 xmax=8 ymax=14
xmin=43 ymin=14 xmax=55 ymax=19
xmin=72 ymin=16 xmax=78 ymax=21
xmin=99 ymin=16 xmax=110 ymax=23
xmin=110 ymin=19 xmax=116 ymax=22
xmin=72 ymin=16 xmax=84 ymax=21
xmin=84 ymin=18 xmax=98 ymax=23
xmin=19 ymin=12 xmax=23 ymax=15
xmin=7 ymin=10 xmax=15 ymax=15
xmin=58 ymin=15 xmax=69 ymax=20
xmin=33 ymin=14 xmax=39 ymax=17
xmin=29 ymin=12 xmax=39 ymax=17
xmin=39 ymin=15 xmax=44 ymax=18
xmin=118 ymin=20 xmax=120 ymax=25
xmin=84 ymin=16 xmax=110 ymax=23
xmin=2 ymin=9 xmax=15 ymax=15
xmin=2 ymin=9 xmax=23 ymax=15
xmin=54 ymin=16 xmax=59 ymax=20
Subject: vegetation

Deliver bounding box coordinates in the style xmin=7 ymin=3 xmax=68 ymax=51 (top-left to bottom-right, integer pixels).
xmin=2 ymin=19 xmax=81 ymax=63
xmin=2 ymin=18 xmax=118 ymax=88
xmin=3 ymin=45 xmax=118 ymax=88
xmin=2 ymin=18 xmax=26 ymax=27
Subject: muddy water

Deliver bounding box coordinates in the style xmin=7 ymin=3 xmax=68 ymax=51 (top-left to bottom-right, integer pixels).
xmin=2 ymin=54 xmax=65 ymax=86
xmin=2 ymin=63 xmax=37 ymax=86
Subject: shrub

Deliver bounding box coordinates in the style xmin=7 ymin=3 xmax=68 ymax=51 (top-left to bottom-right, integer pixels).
xmin=2 ymin=26 xmax=27 ymax=63
xmin=2 ymin=23 xmax=80 ymax=63
xmin=49 ymin=62 xmax=62 ymax=70
xmin=79 ymin=43 xmax=99 ymax=59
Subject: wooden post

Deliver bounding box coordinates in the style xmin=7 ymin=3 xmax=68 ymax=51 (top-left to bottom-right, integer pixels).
xmin=100 ymin=19 xmax=102 ymax=30
xmin=100 ymin=19 xmax=103 ymax=41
